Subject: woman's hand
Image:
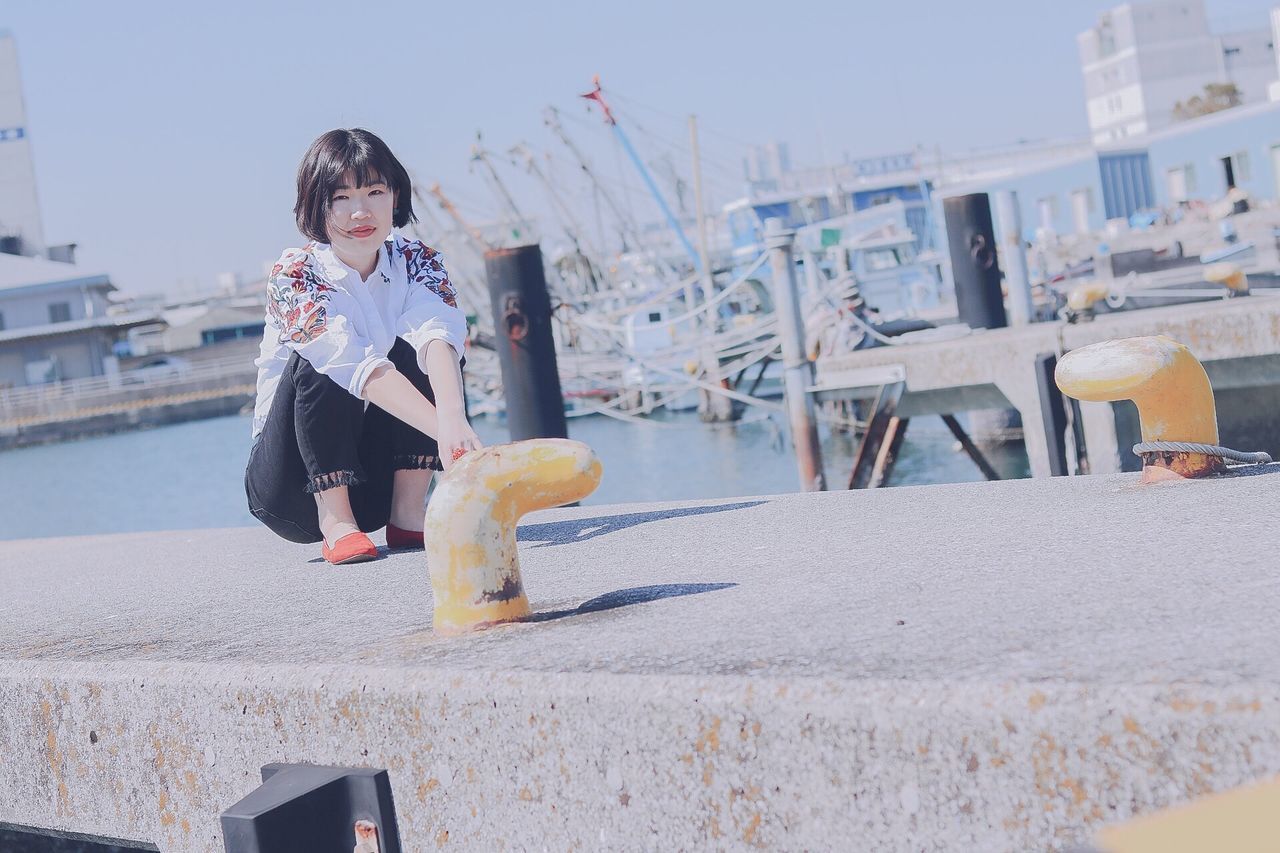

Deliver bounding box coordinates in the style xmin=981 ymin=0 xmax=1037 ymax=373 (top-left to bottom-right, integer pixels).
xmin=437 ymin=410 xmax=484 ymax=470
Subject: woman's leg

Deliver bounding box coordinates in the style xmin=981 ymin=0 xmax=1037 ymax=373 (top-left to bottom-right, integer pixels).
xmin=350 ymin=339 xmax=443 ymax=534
xmin=245 ymin=352 xmax=365 ymax=544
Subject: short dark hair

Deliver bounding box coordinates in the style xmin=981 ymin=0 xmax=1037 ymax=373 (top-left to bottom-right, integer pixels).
xmin=294 ymin=128 xmax=417 ymax=243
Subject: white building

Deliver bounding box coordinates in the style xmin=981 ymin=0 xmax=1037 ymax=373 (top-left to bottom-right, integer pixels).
xmin=744 ymin=142 xmax=791 ymax=187
xmin=0 ymin=30 xmax=44 ymax=257
xmin=1078 ymin=1 xmax=1277 ymax=144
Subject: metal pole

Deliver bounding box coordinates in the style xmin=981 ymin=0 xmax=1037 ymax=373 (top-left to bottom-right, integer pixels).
xmin=993 ymin=190 xmax=1034 ymax=326
xmin=764 ymin=217 xmax=825 ymax=492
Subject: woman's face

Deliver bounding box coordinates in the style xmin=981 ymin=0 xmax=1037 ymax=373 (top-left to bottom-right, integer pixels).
xmin=326 ymin=171 xmax=395 ymax=253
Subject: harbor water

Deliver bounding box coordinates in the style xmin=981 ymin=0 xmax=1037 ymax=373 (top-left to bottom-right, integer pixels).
xmin=0 ymin=412 xmax=1029 ymax=542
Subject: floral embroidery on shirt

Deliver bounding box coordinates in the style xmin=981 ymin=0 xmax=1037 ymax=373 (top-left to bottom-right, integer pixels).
xmin=399 ymin=240 xmax=458 ymax=308
xmin=266 ymin=245 xmax=336 ymax=345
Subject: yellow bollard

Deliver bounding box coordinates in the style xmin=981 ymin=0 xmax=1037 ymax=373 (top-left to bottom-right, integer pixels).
xmin=1203 ymin=262 xmax=1249 ymax=294
xmin=423 ymin=438 xmax=603 ymax=635
xmin=1055 ymin=335 xmax=1224 ymax=481
xmin=1066 ymin=280 xmax=1110 ymax=314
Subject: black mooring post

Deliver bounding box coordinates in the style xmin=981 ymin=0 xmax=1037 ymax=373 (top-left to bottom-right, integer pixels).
xmin=484 ymin=244 xmax=568 ymax=441
xmin=943 ymin=194 xmax=1008 ymax=330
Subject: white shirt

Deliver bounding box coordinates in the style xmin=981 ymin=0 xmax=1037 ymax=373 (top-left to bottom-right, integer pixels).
xmin=251 ymin=233 xmax=467 ymax=437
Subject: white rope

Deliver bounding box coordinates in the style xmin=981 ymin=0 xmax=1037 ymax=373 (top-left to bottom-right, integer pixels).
xmin=564 ymin=251 xmax=770 ymax=332
xmin=1132 ymin=441 xmax=1272 ymax=465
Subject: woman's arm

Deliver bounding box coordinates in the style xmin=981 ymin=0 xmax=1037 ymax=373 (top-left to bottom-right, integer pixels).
xmin=423 ymin=339 xmax=483 ymax=465
xmin=362 ymin=365 xmax=440 ymax=441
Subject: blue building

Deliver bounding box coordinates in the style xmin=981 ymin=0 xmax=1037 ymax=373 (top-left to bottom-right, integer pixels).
xmin=724 ymin=151 xmax=937 ymax=261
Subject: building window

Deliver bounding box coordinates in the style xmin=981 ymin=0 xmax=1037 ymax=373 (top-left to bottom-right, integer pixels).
xmin=0 ymin=311 xmax=5 ymax=331
xmin=1234 ymin=150 xmax=1252 ymax=182
xmin=1168 ymin=164 xmax=1198 ymax=201
xmin=48 ymin=302 xmax=72 ymax=323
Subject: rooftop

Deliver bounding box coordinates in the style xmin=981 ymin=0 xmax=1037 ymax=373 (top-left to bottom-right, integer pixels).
xmin=0 ymin=251 xmax=111 ymax=294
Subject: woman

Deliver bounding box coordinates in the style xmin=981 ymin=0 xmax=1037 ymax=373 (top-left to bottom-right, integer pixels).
xmin=245 ymin=128 xmax=482 ymax=564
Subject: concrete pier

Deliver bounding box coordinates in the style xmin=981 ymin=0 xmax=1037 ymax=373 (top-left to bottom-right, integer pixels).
xmin=3 ymin=469 xmax=1280 ymax=850
xmin=814 ymin=295 xmax=1280 ymax=477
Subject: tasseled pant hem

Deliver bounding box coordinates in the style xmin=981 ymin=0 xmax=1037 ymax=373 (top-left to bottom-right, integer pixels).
xmin=304 ymin=469 xmax=363 ymax=494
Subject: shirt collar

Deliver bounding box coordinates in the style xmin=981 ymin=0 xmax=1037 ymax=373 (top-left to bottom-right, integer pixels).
xmin=312 ymin=239 xmax=394 ymax=284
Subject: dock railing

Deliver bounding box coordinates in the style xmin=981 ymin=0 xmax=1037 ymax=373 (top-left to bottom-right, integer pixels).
xmin=0 ymin=354 xmax=258 ymax=427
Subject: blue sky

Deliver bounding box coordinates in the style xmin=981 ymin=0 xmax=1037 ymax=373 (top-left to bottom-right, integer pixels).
xmin=3 ymin=0 xmax=1278 ymax=297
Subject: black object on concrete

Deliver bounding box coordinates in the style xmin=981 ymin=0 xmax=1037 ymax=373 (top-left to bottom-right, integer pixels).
xmin=220 ymin=764 xmax=401 ymax=853
xmin=943 ymin=194 xmax=1007 ymax=330
xmin=1034 ymin=352 xmax=1070 ymax=477
xmin=484 ymin=244 xmax=569 ymax=441
xmin=0 ymin=823 xmax=158 ymax=852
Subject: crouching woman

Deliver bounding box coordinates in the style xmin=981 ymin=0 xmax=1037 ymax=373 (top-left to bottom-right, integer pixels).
xmin=245 ymin=128 xmax=482 ymax=564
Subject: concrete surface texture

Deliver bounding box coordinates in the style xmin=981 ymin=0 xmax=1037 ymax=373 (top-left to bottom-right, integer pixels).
xmin=2 ymin=467 xmax=1280 ymax=850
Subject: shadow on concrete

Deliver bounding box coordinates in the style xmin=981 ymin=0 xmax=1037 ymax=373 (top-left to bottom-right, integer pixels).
xmin=303 ymin=500 xmax=769 ymax=563
xmin=529 ymin=582 xmax=738 ymax=623
xmin=517 ymin=500 xmax=767 ymax=548
xmin=0 ymin=823 xmax=158 ymax=851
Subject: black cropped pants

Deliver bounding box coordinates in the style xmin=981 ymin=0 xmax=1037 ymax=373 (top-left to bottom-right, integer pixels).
xmin=245 ymin=338 xmax=441 ymax=544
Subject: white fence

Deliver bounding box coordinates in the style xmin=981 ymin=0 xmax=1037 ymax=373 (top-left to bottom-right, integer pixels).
xmin=0 ymin=354 xmax=258 ymax=425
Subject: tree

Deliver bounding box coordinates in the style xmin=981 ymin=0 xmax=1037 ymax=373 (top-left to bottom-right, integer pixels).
xmin=1173 ymin=83 xmax=1243 ymax=121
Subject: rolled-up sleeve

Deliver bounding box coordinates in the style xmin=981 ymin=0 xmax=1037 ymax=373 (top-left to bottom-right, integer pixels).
xmin=396 ymin=248 xmax=468 ymax=371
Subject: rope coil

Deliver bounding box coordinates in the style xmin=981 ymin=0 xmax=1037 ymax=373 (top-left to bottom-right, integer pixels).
xmin=1132 ymin=441 xmax=1273 ymax=466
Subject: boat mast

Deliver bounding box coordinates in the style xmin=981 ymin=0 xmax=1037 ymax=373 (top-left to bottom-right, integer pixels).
xmin=543 ymin=105 xmax=642 ymax=254
xmin=423 ymin=183 xmax=494 ymax=254
xmin=510 ymin=144 xmax=597 ymax=259
xmin=510 ymin=143 xmax=608 ymax=293
xmin=470 ymin=132 xmax=531 ymax=242
xmin=580 ymin=76 xmax=702 ymax=271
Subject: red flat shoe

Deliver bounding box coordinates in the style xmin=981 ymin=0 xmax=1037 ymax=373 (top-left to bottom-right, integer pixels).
xmin=321 ymin=531 xmax=379 ymax=565
xmin=386 ymin=522 xmax=424 ymax=550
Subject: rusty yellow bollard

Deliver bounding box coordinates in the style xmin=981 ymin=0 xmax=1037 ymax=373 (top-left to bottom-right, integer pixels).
xmin=1066 ymin=280 xmax=1110 ymax=314
xmin=1055 ymin=335 xmax=1224 ymax=481
xmin=424 ymin=438 xmax=603 ymax=635
xmin=1204 ymin=262 xmax=1249 ymax=294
